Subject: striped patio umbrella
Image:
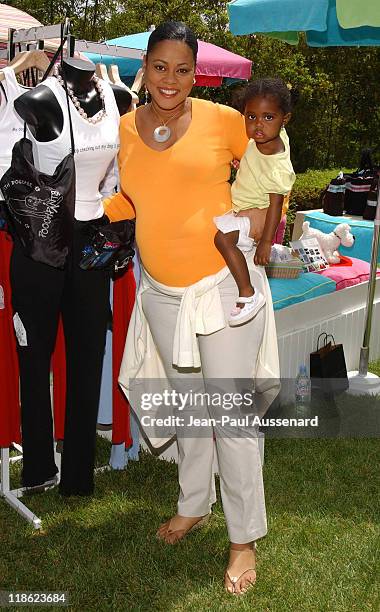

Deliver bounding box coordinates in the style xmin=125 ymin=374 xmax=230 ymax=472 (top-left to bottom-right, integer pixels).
xmin=0 ymin=2 xmax=42 ymax=67
xmin=0 ymin=2 xmax=42 ymax=42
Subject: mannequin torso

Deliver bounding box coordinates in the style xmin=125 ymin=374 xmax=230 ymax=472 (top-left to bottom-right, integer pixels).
xmin=14 ymin=58 xmax=131 ymax=141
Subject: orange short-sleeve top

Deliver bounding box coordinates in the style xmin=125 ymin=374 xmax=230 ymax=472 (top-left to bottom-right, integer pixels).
xmin=105 ymin=98 xmax=248 ymax=286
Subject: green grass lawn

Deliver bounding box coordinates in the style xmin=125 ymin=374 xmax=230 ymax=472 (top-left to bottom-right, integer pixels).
xmin=1 ymin=373 xmax=380 ymax=611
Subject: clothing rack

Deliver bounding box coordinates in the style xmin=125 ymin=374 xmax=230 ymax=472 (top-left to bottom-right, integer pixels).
xmin=1 ymin=21 xmax=66 ymax=531
xmin=1 ymin=20 xmax=140 ymax=530
xmin=8 ymin=19 xmax=73 ymax=60
xmin=0 ymin=19 xmax=74 ymax=529
xmin=0 ymin=448 xmax=42 ymax=529
xmin=5 ymin=20 xmax=143 ymax=65
xmin=74 ymin=39 xmax=143 ymax=60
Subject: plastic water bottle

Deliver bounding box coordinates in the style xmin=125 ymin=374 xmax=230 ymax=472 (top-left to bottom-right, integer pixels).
xmin=295 ymin=365 xmax=311 ymax=412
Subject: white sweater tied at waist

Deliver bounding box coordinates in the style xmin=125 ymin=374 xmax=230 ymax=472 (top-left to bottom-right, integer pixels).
xmin=141 ymin=266 xmax=230 ymax=368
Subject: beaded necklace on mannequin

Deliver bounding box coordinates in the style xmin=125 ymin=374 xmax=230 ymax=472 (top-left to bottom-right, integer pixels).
xmin=53 ymin=63 xmax=107 ymax=124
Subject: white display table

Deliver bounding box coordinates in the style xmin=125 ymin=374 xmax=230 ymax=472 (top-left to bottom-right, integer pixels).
xmin=292 ymin=208 xmax=369 ymax=240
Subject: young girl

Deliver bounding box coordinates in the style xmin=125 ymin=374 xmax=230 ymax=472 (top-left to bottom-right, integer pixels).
xmin=214 ymin=77 xmax=296 ymax=326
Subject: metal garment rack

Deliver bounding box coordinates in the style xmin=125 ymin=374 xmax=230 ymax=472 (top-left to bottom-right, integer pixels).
xmin=8 ymin=18 xmax=73 ymax=60
xmin=0 ymin=448 xmax=42 ymax=529
xmin=5 ymin=19 xmax=143 ymax=66
xmin=1 ymin=21 xmax=137 ymax=529
xmin=74 ymin=39 xmax=143 ymax=60
xmin=0 ymin=19 xmax=73 ymax=530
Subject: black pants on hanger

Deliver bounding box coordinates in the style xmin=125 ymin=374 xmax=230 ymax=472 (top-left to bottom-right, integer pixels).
xmin=10 ymin=218 xmax=110 ymax=495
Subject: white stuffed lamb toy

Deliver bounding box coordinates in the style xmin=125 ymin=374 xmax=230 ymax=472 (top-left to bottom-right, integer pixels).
xmin=300 ymin=221 xmax=355 ymax=264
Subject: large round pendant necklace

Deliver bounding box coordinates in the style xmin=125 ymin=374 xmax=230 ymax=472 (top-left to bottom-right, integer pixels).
xmin=153 ymin=124 xmax=171 ymax=143
xmin=150 ymin=102 xmax=187 ymax=143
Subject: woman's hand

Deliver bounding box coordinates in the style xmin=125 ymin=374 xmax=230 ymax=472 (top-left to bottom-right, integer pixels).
xmin=254 ymin=240 xmax=272 ymax=266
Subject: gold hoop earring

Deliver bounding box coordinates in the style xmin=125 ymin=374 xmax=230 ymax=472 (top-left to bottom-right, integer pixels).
xmin=193 ymin=77 xmax=196 ymax=84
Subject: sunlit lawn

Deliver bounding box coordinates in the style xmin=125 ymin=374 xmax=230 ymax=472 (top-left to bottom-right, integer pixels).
xmin=1 ymin=365 xmax=379 ymax=611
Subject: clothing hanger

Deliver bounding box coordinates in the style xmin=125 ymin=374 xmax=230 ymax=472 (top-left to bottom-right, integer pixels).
xmin=107 ymin=63 xmax=124 ymax=86
xmin=131 ymin=67 xmax=144 ymax=95
xmin=95 ymin=62 xmax=111 ymax=82
xmin=0 ymin=50 xmax=51 ymax=81
xmin=108 ymin=64 xmax=139 ymax=109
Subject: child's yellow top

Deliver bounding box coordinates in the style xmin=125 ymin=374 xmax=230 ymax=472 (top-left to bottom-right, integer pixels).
xmin=231 ymin=129 xmax=295 ymax=215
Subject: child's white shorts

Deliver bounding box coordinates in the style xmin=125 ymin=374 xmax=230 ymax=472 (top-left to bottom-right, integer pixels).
xmin=213 ymin=211 xmax=255 ymax=253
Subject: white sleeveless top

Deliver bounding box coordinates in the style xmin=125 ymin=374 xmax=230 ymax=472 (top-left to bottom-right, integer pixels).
xmin=0 ymin=68 xmax=25 ymax=182
xmin=29 ymin=76 xmax=120 ymax=221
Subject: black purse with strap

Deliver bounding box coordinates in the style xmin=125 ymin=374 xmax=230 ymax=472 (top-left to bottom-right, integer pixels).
xmin=79 ymin=219 xmax=135 ymax=272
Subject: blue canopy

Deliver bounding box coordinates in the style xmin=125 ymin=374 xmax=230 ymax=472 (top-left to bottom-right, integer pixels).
xmin=228 ymin=0 xmax=329 ymax=36
xmin=228 ymin=0 xmax=380 ymax=46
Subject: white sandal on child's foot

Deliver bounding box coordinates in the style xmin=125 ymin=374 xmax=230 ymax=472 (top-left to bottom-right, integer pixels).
xmin=229 ymin=292 xmax=266 ymax=326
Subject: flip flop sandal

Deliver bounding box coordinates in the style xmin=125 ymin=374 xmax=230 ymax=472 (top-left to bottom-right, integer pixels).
xmin=156 ymin=513 xmax=210 ymax=544
xmin=224 ymin=568 xmax=257 ymax=595
xmin=229 ymin=292 xmax=266 ymax=327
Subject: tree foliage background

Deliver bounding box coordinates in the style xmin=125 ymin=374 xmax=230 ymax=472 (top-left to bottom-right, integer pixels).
xmin=5 ymin=0 xmax=380 ymax=172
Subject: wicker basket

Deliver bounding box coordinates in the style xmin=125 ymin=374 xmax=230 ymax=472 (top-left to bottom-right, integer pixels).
xmin=265 ymin=258 xmax=303 ymax=279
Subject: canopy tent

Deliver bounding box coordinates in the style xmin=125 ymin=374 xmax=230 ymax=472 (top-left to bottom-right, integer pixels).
xmin=83 ymin=30 xmax=252 ymax=86
xmin=227 ymin=0 xmax=380 ymax=392
xmin=228 ymin=0 xmax=380 ymax=46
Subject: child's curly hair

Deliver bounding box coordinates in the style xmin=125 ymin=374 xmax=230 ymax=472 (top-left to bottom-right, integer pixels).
xmin=235 ymin=77 xmax=295 ymax=114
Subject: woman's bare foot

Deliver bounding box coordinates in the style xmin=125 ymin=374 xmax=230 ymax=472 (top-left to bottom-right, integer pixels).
xmin=156 ymin=513 xmax=209 ymax=545
xmin=224 ymin=543 xmax=256 ymax=595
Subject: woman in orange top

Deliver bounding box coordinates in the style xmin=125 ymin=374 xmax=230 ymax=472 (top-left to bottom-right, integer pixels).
xmin=106 ymin=21 xmax=279 ymax=595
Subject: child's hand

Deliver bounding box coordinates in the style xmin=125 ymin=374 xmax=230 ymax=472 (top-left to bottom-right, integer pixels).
xmin=254 ymin=240 xmax=272 ymax=266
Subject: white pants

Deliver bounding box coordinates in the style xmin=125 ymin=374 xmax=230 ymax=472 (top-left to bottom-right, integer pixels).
xmin=214 ymin=211 xmax=255 ymax=252
xmin=141 ymin=272 xmax=267 ymax=543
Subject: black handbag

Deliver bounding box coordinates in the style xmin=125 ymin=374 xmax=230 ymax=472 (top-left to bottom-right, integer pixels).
xmin=321 ymin=172 xmax=346 ymax=216
xmin=362 ymin=174 xmax=379 ymax=221
xmin=344 ymin=170 xmax=374 ymax=216
xmin=0 ymin=40 xmax=75 ymax=269
xmin=79 ymin=219 xmax=135 ymax=272
xmin=310 ymin=332 xmax=349 ymax=395
xmin=345 ymin=147 xmax=378 ymax=216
